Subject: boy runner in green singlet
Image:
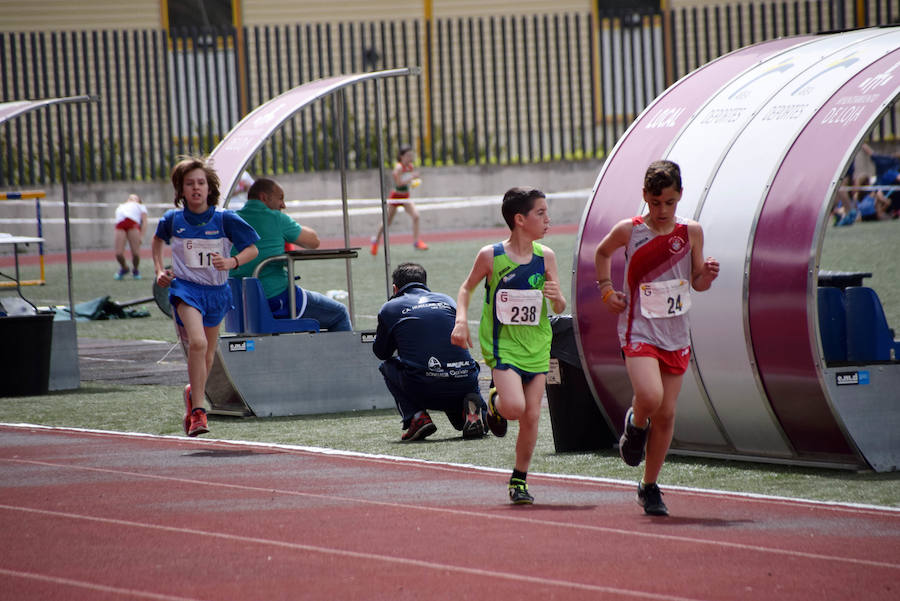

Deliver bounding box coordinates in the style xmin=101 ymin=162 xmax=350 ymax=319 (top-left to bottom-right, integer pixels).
xmin=451 ymin=187 xmax=567 ymax=504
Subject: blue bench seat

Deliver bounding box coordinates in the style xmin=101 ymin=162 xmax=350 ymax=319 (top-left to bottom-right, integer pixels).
xmin=242 ymin=277 xmax=320 ymax=335
xmin=845 ymin=286 xmax=900 ymax=362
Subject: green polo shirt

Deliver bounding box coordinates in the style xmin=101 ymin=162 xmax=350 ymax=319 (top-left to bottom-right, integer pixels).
xmin=230 ymin=197 xmax=302 ymax=298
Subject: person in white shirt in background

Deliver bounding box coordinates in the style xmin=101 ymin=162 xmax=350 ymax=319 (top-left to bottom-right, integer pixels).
xmin=113 ymin=193 xmax=149 ymax=280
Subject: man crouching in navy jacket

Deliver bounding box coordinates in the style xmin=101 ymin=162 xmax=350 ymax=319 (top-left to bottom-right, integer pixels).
xmin=374 ymin=262 xmax=487 ymax=441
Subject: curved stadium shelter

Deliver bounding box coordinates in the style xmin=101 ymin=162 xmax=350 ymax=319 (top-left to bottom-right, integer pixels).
xmin=194 ymin=69 xmax=415 ymax=418
xmin=574 ymin=26 xmax=900 ymax=472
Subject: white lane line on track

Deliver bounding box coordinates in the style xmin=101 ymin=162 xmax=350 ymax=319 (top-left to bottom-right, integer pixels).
xmin=0 ymin=503 xmax=711 ymax=601
xmin=0 ymin=567 xmax=201 ymax=601
xmin=3 ymin=456 xmax=898 ymax=572
xmin=3 ymin=422 xmax=897 ymax=516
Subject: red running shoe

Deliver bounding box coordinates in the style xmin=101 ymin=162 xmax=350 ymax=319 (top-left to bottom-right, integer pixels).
xmin=401 ymin=412 xmax=436 ymax=441
xmin=188 ymin=408 xmax=209 ymax=437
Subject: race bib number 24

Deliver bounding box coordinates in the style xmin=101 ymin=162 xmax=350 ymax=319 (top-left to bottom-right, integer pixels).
xmin=639 ymin=278 xmax=691 ymax=319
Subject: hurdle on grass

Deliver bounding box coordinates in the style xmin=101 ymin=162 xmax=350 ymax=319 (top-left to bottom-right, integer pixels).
xmin=0 ymin=189 xmax=46 ymax=287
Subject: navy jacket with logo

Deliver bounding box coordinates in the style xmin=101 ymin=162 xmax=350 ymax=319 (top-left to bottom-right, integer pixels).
xmin=373 ymin=282 xmax=479 ymax=384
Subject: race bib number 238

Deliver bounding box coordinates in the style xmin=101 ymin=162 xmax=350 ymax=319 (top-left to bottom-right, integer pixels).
xmin=496 ymin=289 xmax=543 ymax=325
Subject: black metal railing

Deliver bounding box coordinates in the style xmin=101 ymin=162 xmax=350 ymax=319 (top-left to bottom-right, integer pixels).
xmin=1 ymin=0 xmax=897 ymax=187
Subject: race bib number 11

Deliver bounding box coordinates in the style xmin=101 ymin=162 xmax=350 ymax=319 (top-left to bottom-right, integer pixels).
xmin=183 ymin=238 xmax=223 ymax=268
xmin=639 ymin=278 xmax=691 ymax=319
xmin=496 ymin=289 xmax=543 ymax=325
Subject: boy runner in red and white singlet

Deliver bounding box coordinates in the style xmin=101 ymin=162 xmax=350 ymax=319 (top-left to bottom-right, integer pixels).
xmin=594 ymin=160 xmax=719 ymax=516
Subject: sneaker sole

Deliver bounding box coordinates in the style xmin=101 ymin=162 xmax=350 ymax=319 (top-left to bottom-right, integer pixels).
xmin=509 ymin=489 xmax=534 ymax=505
xmin=462 ymin=393 xmax=484 ymax=439
xmin=486 ymin=390 xmax=508 ymax=438
xmin=619 ymin=433 xmax=646 ymax=467
xmin=486 ymin=414 xmax=507 ymax=437
xmin=187 ymin=423 xmax=209 ymax=437
xmin=637 ymin=496 xmax=669 ymax=516
xmin=462 ymin=420 xmax=484 ymax=440
xmin=619 ymin=408 xmax=648 ymax=466
xmin=642 ymin=505 xmax=669 ymax=516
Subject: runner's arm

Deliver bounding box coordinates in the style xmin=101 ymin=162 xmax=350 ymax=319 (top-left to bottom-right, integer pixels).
xmin=451 ymin=246 xmax=492 ymax=349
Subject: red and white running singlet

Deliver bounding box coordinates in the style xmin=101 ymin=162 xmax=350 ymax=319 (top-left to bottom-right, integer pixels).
xmin=618 ymin=216 xmax=693 ymax=352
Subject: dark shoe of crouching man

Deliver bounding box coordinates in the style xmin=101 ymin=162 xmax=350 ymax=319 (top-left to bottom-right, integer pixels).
xmin=373 ymin=262 xmax=486 ymax=442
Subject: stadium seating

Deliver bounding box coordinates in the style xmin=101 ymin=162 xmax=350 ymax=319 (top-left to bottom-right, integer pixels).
xmin=845 ymin=286 xmax=900 ymax=362
xmin=242 ymin=277 xmax=320 ymax=335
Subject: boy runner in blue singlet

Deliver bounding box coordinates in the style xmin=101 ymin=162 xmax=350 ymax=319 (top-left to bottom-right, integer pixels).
xmin=451 ymin=187 xmax=567 ymax=504
xmin=152 ymin=157 xmax=259 ymax=437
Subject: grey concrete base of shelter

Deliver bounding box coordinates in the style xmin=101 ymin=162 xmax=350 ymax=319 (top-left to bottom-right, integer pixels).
xmin=822 ymin=363 xmax=900 ymax=472
xmin=48 ymin=319 xmax=80 ymax=391
xmin=206 ymin=330 xmax=394 ymax=418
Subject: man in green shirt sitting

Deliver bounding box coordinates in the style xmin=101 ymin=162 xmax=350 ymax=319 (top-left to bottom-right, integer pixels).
xmin=230 ymin=177 xmax=351 ymax=331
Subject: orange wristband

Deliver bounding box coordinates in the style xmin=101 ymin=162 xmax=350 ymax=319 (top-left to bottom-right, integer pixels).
xmin=601 ymin=288 xmax=615 ymax=303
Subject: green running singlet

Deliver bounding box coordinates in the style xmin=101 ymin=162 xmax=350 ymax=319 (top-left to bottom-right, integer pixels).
xmin=479 ymin=241 xmax=552 ymax=373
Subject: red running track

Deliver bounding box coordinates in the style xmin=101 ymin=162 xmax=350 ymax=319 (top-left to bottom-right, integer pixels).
xmin=0 ymin=424 xmax=897 ymax=601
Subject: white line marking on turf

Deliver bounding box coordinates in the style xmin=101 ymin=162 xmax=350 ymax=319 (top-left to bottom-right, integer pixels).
xmin=0 ymin=568 xmax=201 ymax=601
xmin=0 ymin=504 xmax=715 ymax=601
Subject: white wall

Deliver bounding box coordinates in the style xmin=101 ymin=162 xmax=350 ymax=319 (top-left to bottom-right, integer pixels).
xmin=0 ymin=159 xmax=602 ymax=252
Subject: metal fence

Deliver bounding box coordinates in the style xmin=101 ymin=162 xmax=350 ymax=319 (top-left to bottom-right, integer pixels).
xmin=1 ymin=0 xmax=897 ymax=187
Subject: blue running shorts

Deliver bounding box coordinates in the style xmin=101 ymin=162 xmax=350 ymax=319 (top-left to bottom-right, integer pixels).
xmin=170 ymin=279 xmax=232 ymax=328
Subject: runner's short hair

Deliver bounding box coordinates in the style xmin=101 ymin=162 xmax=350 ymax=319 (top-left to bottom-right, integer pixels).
xmin=501 ymin=187 xmax=545 ymax=229
xmin=644 ymin=160 xmax=682 ymax=196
